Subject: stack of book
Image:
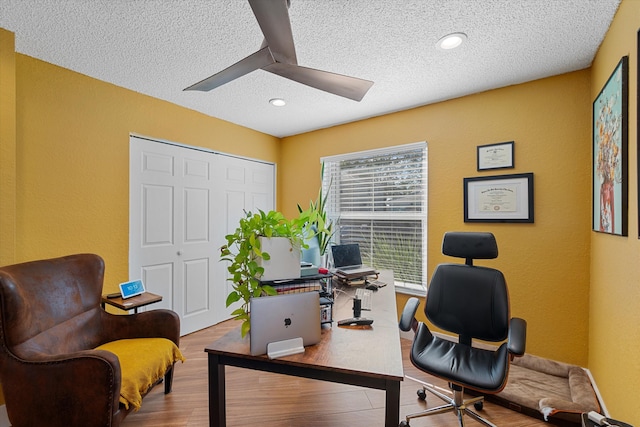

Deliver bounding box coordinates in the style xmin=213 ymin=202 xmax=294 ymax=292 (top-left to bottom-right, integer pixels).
xmin=332 ymin=271 xmax=379 ymax=287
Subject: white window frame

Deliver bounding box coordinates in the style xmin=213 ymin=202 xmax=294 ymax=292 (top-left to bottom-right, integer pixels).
xmin=322 ymin=142 xmax=427 ymax=295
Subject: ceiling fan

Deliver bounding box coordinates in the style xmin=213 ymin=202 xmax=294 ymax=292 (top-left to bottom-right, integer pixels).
xmin=184 ymin=0 xmax=374 ymax=101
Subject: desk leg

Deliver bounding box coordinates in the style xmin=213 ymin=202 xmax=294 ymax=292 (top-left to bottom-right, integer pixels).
xmin=208 ymin=353 xmax=226 ymax=427
xmin=385 ymin=379 xmax=401 ymax=427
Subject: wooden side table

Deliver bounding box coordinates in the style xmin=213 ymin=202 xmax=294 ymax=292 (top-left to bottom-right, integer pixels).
xmin=101 ymin=292 xmax=163 ymax=313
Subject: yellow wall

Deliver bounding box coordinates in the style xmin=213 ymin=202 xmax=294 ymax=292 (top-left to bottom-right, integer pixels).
xmin=589 ymin=0 xmax=640 ymax=423
xmin=4 ymin=43 xmax=280 ymax=289
xmin=2 ymin=0 xmax=640 ymax=420
xmin=0 ymin=29 xmax=12 ymax=406
xmin=281 ymin=70 xmax=592 ymax=366
xmin=0 ymin=29 xmax=16 ymax=268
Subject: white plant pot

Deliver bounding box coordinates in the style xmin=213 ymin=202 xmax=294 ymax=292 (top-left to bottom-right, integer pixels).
xmin=257 ymin=237 xmax=301 ymax=281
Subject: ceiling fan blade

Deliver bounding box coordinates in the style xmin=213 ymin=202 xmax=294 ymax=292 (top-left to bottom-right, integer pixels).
xmin=184 ymin=47 xmax=275 ymax=92
xmin=264 ymin=62 xmax=374 ymax=101
xmin=248 ymin=0 xmax=297 ymax=65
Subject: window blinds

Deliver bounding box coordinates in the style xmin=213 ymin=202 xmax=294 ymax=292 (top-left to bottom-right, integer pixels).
xmin=322 ymin=142 xmax=427 ymax=291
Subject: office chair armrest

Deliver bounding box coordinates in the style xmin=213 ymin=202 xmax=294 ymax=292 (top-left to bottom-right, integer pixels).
xmin=399 ymin=297 xmax=420 ymax=332
xmin=508 ymin=317 xmax=527 ymax=357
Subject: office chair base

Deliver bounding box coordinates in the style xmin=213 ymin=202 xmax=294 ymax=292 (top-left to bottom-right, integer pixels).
xmin=401 ymin=376 xmax=497 ymax=427
xmin=417 ymin=386 xmax=483 ymax=411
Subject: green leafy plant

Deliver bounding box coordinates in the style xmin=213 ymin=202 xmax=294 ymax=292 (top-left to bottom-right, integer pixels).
xmin=297 ymin=163 xmax=335 ymax=256
xmin=220 ymin=209 xmax=309 ymax=337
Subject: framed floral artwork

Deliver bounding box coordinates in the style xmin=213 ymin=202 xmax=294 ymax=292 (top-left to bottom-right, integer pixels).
xmin=593 ymin=56 xmax=628 ymax=236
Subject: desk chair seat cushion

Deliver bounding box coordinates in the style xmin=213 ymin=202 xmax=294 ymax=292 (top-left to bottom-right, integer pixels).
xmin=410 ymin=324 xmax=510 ymax=392
xmin=96 ymin=338 xmax=185 ymax=411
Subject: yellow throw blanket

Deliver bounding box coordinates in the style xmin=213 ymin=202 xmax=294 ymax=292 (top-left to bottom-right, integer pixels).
xmin=96 ymin=338 xmax=185 ymax=411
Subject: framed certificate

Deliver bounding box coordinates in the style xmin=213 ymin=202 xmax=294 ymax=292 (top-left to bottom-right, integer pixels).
xmin=119 ymin=279 xmax=146 ymax=299
xmin=464 ymin=173 xmax=534 ymax=223
xmin=477 ymin=141 xmax=514 ymax=171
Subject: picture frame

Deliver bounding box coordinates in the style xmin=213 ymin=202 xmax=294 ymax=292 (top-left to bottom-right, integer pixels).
xmin=637 ymin=31 xmax=640 ymax=238
xmin=464 ymin=173 xmax=534 ymax=223
xmin=477 ymin=141 xmax=514 ymax=171
xmin=593 ymin=55 xmax=628 ymax=236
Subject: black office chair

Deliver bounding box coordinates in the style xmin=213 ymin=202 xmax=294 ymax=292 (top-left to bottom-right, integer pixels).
xmin=399 ymin=232 xmax=526 ymax=427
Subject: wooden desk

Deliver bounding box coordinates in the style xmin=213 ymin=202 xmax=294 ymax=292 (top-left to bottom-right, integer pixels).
xmin=204 ymin=271 xmax=403 ymax=427
xmin=101 ymin=291 xmax=163 ymax=313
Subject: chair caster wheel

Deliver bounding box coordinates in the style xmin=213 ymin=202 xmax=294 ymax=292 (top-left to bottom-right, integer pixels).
xmin=417 ymin=388 xmax=427 ymax=400
xmin=474 ymin=401 xmax=483 ymax=411
xmin=399 ymin=421 xmax=410 ymax=427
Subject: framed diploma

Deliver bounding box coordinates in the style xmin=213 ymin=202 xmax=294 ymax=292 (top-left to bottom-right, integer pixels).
xmin=464 ymin=173 xmax=534 ymax=223
xmin=477 ymin=141 xmax=514 ymax=170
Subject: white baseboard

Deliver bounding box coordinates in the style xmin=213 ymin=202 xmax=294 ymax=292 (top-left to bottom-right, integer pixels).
xmin=0 ymin=405 xmax=10 ymax=427
xmin=585 ymin=368 xmax=609 ymax=417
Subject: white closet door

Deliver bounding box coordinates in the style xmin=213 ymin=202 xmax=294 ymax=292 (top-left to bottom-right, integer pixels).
xmin=215 ymin=155 xmax=275 ymax=317
xmin=129 ymin=136 xmax=274 ymax=335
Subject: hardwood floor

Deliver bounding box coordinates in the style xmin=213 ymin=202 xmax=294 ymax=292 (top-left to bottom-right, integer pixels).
xmin=122 ymin=322 xmax=551 ymax=427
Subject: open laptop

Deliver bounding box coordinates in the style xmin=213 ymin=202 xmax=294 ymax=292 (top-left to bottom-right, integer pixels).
xmin=249 ymin=292 xmax=321 ymax=356
xmin=331 ymin=243 xmax=377 ymax=278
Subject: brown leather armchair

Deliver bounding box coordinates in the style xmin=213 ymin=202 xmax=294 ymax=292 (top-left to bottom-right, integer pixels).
xmin=0 ymin=253 xmax=182 ymax=427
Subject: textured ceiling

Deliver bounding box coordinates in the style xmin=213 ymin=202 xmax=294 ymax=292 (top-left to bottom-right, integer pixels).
xmin=0 ymin=0 xmax=622 ymax=138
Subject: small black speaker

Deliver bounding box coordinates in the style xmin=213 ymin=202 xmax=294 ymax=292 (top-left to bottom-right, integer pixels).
xmin=353 ymin=297 xmax=362 ymax=318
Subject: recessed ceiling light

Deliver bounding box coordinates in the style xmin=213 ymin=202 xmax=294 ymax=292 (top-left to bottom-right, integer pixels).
xmin=436 ymin=32 xmax=467 ymax=50
xmin=269 ymin=98 xmax=286 ymax=107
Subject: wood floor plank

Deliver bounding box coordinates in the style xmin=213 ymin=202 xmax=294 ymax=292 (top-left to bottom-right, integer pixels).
xmin=122 ymin=323 xmax=552 ymax=427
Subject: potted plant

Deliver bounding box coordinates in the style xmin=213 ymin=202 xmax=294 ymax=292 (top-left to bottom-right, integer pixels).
xmin=298 ymin=164 xmax=335 ymax=265
xmin=220 ymin=209 xmax=309 ymax=337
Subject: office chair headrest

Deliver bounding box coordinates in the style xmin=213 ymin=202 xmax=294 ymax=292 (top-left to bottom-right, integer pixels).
xmin=442 ymin=232 xmax=498 ymax=260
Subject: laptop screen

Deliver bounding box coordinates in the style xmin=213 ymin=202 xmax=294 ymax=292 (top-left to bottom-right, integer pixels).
xmin=331 ymin=244 xmax=363 ymax=268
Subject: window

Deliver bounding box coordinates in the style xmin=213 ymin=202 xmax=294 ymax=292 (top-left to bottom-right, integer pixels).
xmin=322 ymin=142 xmax=427 ymax=294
